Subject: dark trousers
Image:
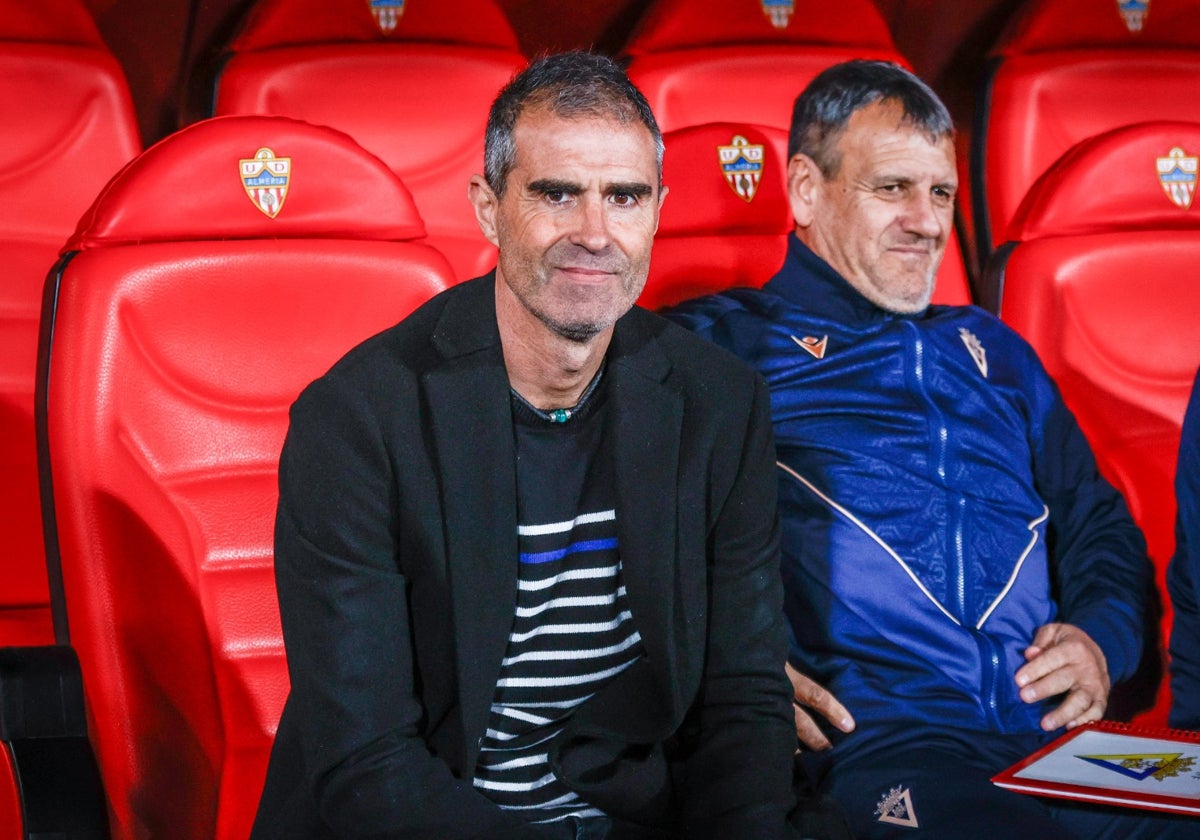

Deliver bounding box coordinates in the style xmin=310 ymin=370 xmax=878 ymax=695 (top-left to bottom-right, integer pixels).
xmin=800 ymin=724 xmax=1198 ymax=839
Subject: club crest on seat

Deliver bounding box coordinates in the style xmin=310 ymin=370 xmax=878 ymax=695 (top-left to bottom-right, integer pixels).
xmin=718 ymin=134 xmax=765 ymax=203
xmin=1118 ymin=0 xmax=1150 ymax=32
xmin=240 ymin=147 xmax=291 ymax=218
xmin=368 ymin=0 xmax=406 ymax=34
xmin=762 ymin=0 xmax=794 ymax=29
xmin=1157 ymin=146 xmax=1198 ymax=210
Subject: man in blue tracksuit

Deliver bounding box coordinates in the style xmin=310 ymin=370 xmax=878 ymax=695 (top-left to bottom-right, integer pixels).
xmin=668 ymin=60 xmax=1192 ymax=837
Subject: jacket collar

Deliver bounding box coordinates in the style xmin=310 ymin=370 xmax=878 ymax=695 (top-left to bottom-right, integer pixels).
xmin=423 ymin=276 xmax=684 ymax=759
xmin=765 ymin=233 xmax=928 ymax=327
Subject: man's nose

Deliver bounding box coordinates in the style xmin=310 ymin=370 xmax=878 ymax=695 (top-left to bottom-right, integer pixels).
xmin=569 ymin=194 xmax=611 ymax=252
xmin=903 ymin=192 xmax=948 ymax=239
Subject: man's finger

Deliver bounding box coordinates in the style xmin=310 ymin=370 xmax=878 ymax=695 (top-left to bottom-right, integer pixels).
xmin=794 ymin=704 xmax=833 ymax=751
xmin=785 ymin=662 xmax=855 ymax=732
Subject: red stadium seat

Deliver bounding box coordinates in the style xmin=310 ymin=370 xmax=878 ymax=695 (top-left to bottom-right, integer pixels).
xmin=36 ymin=115 xmax=453 ymax=840
xmin=623 ymin=0 xmax=902 ymax=133
xmin=644 ymin=121 xmax=970 ymax=311
xmin=0 ymin=0 xmax=139 ymax=649
xmin=987 ymin=120 xmax=1200 ymax=726
xmin=624 ymin=0 xmax=972 ymax=305
xmin=972 ymin=0 xmax=1200 ymax=267
xmin=641 ymin=122 xmax=791 ymax=310
xmin=212 ymin=0 xmax=527 ymax=281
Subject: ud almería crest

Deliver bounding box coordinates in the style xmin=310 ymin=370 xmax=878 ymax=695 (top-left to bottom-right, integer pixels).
xmin=368 ymin=0 xmax=405 ymax=34
xmin=762 ymin=0 xmax=794 ymax=29
xmin=240 ymin=147 xmax=291 ymax=219
xmin=1118 ymin=0 xmax=1150 ymax=32
xmin=718 ymin=134 xmax=766 ymax=203
xmin=1157 ymin=146 xmax=1198 ymax=210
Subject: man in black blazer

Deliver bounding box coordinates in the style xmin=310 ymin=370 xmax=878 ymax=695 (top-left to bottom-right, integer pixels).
xmin=251 ymin=52 xmax=797 ymax=839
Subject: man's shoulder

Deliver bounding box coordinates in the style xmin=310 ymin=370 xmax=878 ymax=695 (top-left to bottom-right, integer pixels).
xmin=663 ymin=286 xmax=780 ymax=329
xmin=659 ymin=287 xmax=789 ymax=365
xmin=622 ymin=306 xmax=768 ymax=413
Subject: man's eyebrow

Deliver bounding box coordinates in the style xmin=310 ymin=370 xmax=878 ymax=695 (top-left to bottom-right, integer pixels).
xmin=605 ymin=181 xmax=654 ymax=198
xmin=527 ymin=178 xmax=582 ymax=196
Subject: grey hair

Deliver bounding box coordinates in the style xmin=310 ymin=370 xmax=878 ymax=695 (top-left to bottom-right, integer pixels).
xmin=484 ymin=51 xmax=664 ymax=196
xmin=788 ymin=60 xmax=954 ymax=177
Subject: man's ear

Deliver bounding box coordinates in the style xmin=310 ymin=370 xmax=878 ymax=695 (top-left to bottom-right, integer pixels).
xmin=652 ymin=184 xmax=669 ymax=234
xmin=787 ymin=153 xmax=822 ymax=230
xmin=468 ymin=174 xmax=501 ymax=247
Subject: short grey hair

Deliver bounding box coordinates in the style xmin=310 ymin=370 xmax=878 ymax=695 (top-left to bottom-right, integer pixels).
xmin=484 ymin=51 xmax=664 ymax=196
xmin=789 ymin=60 xmax=954 ymax=177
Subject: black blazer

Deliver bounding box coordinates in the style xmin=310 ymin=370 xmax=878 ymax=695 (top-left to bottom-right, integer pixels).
xmin=252 ymin=276 xmax=795 ymax=839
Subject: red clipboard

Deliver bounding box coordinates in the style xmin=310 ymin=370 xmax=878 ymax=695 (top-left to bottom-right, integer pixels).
xmin=992 ymin=720 xmax=1200 ymax=816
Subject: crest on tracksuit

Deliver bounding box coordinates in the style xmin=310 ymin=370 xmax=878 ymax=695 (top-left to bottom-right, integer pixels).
xmin=240 ymin=147 xmax=291 ymax=218
xmin=1157 ymin=146 xmax=1198 ymax=210
xmin=875 ymin=785 xmax=919 ymax=828
xmin=1118 ymin=0 xmax=1149 ymax=32
xmin=718 ymin=134 xmax=765 ymax=202
xmin=959 ymin=328 xmax=988 ymax=378
xmin=368 ymin=0 xmax=405 ymax=33
xmin=762 ymin=0 xmax=794 ymax=29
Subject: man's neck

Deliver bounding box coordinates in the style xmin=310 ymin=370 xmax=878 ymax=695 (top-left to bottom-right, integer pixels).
xmin=495 ymin=278 xmax=612 ymax=411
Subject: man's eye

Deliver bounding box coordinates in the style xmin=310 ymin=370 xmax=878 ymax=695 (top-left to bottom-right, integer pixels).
xmin=610 ymin=192 xmax=637 ymax=207
xmin=544 ymin=191 xmax=569 ymax=204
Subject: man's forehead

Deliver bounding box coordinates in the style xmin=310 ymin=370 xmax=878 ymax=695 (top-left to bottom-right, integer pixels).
xmin=512 ymin=107 xmax=654 ymax=148
xmin=840 ymin=106 xmax=956 ymax=176
xmin=509 ymin=108 xmax=659 ymax=184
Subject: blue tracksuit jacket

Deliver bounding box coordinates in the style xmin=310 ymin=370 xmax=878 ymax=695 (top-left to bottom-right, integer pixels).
xmin=666 ymin=235 xmax=1151 ymax=738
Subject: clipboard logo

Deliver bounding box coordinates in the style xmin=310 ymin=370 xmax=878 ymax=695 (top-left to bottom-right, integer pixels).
xmin=1077 ymin=752 xmax=1196 ymax=782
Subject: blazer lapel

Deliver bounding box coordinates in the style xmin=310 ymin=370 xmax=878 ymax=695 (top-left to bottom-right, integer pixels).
xmin=424 ymin=277 xmax=519 ymax=766
xmin=606 ymin=313 xmax=690 ymax=729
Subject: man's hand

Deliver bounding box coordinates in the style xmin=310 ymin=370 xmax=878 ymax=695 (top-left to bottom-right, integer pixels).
xmin=785 ymin=662 xmax=855 ymax=751
xmin=1015 ymin=622 xmax=1110 ymax=731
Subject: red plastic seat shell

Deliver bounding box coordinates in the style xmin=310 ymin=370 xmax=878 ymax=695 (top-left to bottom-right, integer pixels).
xmin=981 ymin=50 xmax=1200 ymax=247
xmin=228 ymin=0 xmax=521 ymax=52
xmin=41 ymin=115 xmax=453 ymax=839
xmin=996 ymin=120 xmax=1200 ymax=725
xmin=214 ymin=45 xmax=523 ymax=279
xmin=641 ymin=122 xmax=791 ymax=310
xmin=623 ymin=0 xmax=897 ymax=55
xmin=213 ymin=0 xmax=526 ymax=281
xmin=0 ymin=0 xmax=141 ymax=647
xmin=992 ymin=0 xmax=1200 ymax=55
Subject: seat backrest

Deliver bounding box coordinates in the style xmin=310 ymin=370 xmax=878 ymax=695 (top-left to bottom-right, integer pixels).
xmin=623 ymin=0 xmax=972 ymax=305
xmin=643 ymin=119 xmax=970 ymax=311
xmin=988 ymin=120 xmax=1200 ymax=725
xmin=623 ymin=0 xmax=902 ymax=134
xmin=37 ymin=115 xmax=453 ymax=840
xmin=972 ymin=0 xmax=1200 ymax=263
xmin=642 ymin=122 xmax=792 ymax=311
xmin=212 ymin=0 xmax=526 ymax=282
xmin=0 ymin=0 xmax=140 ymax=647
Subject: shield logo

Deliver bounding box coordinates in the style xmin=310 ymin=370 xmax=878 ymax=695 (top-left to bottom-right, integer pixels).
xmin=240 ymin=147 xmax=292 ymax=219
xmin=762 ymin=0 xmax=794 ymax=29
xmin=367 ymin=0 xmax=405 ymax=34
xmin=1157 ymin=146 xmax=1198 ymax=210
xmin=1118 ymin=0 xmax=1150 ymax=32
xmin=718 ymin=135 xmax=765 ymax=203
